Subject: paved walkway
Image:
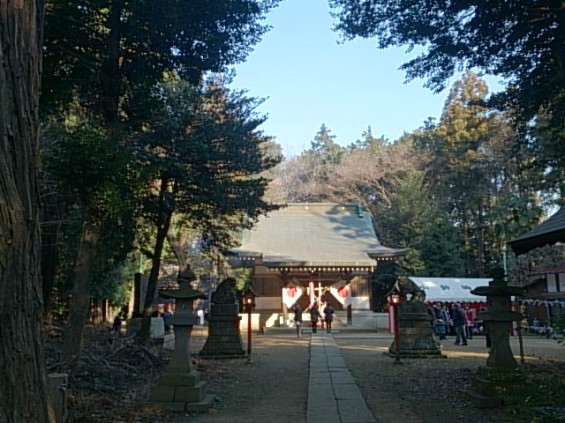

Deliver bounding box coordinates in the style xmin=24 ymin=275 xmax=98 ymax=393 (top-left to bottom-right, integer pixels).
xmin=307 ymin=332 xmax=377 ymax=423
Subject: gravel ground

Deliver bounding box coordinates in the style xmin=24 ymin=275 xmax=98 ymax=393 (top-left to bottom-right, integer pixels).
xmin=59 ymin=326 xmax=564 ymax=423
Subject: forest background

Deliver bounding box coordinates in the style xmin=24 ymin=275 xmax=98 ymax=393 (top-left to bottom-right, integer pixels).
xmin=1 ymin=1 xmax=564 ymax=421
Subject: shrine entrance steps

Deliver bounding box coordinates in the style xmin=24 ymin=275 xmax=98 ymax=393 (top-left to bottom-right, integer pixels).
xmin=262 ymin=325 xmax=375 ymax=336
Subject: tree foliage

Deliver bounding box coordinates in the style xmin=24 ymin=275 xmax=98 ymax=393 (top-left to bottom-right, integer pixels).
xmin=269 ymin=72 xmax=556 ymax=280
xmin=329 ymin=1 xmax=565 ymax=117
xmin=40 ymin=0 xmax=281 ymax=359
xmin=415 ymin=72 xmax=545 ymax=275
xmin=133 ymin=76 xmax=281 ymax=342
xmin=135 ymin=77 xmax=281 ymax=239
xmin=329 ymin=0 xmax=565 ymax=201
xmin=43 ymin=0 xmax=281 ymax=124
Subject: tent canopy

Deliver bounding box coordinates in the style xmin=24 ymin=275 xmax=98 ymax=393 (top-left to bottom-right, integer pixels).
xmin=508 ymin=206 xmax=565 ymax=255
xmin=409 ymin=277 xmax=491 ymax=303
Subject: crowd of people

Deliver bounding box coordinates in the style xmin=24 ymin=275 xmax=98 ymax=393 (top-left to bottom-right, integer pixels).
xmin=293 ymin=301 xmax=335 ymax=338
xmin=428 ymin=302 xmax=483 ymax=346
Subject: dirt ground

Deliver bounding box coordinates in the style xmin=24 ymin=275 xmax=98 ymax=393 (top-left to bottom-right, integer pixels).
xmin=60 ymin=326 xmax=565 ymax=423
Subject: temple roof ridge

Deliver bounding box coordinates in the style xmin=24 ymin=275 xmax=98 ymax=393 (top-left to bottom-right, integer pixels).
xmin=232 ymin=202 xmax=404 ymax=268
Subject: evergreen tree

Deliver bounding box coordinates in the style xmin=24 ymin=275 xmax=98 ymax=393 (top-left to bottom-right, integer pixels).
xmin=310 ymin=123 xmax=343 ymax=166
xmin=329 ymin=1 xmax=565 ymax=130
xmin=41 ymin=0 xmax=280 ymax=366
xmin=414 ymin=73 xmax=544 ymax=275
xmin=134 ymin=77 xmax=281 ymax=343
xmin=349 ymin=126 xmax=387 ymax=151
xmin=379 ymin=169 xmax=464 ymax=276
xmin=330 ymin=0 xmax=565 ymax=200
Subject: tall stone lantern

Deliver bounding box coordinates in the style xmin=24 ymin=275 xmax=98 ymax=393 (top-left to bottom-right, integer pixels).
xmin=471 ymin=267 xmax=523 ymax=371
xmin=147 ymin=270 xmax=214 ymax=411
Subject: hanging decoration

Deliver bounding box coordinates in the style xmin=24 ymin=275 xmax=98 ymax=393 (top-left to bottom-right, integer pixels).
xmin=520 ymin=298 xmax=565 ymax=307
xmin=282 ymin=285 xmax=303 ymax=309
xmin=329 ymin=280 xmax=351 ymax=306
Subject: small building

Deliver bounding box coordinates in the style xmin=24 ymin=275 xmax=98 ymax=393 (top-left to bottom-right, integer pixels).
xmin=231 ymin=203 xmax=405 ymax=329
xmin=521 ymin=264 xmax=565 ymax=327
xmin=508 ymin=206 xmax=565 ymax=329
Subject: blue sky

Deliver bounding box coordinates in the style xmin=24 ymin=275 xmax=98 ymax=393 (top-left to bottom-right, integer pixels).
xmin=229 ymin=0 xmax=503 ymax=156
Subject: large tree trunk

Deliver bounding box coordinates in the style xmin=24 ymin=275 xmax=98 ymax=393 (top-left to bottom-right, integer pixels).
xmin=139 ymin=180 xmax=174 ymax=345
xmin=0 ymin=1 xmax=55 ymax=422
xmin=61 ymin=215 xmax=100 ymax=370
xmin=41 ymin=219 xmax=61 ymax=323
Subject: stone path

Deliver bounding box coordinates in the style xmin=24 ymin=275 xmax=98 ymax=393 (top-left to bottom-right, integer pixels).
xmin=308 ymin=332 xmax=376 ymax=423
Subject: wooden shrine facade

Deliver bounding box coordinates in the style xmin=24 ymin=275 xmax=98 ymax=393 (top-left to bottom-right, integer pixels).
xmin=231 ymin=203 xmax=405 ymax=324
xmin=251 ymin=261 xmax=374 ymax=313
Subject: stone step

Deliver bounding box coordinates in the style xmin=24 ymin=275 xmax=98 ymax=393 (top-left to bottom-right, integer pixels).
xmin=261 ymin=326 xmax=379 ymax=336
xmin=185 ymin=393 xmax=216 ymax=412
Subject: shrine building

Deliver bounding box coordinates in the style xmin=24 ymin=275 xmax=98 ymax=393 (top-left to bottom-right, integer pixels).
xmin=231 ymin=203 xmax=405 ymax=328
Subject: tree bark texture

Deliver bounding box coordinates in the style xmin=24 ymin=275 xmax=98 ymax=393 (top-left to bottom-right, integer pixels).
xmin=0 ymin=1 xmax=54 ymax=422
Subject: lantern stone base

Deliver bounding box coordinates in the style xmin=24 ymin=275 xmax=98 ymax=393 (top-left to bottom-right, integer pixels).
xmin=462 ymin=368 xmax=530 ymax=409
xmin=147 ymin=370 xmax=215 ymax=412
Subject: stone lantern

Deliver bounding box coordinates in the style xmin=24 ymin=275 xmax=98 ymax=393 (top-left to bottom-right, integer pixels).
xmin=471 ymin=267 xmax=523 ymax=370
xmin=147 ymin=270 xmax=214 ymax=411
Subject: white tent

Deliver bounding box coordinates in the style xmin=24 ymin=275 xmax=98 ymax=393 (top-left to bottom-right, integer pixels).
xmin=409 ymin=277 xmax=491 ymax=303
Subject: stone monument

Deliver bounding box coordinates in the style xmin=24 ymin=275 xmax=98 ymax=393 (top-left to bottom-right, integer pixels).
xmin=387 ymin=278 xmax=444 ymax=358
xmin=147 ymin=270 xmax=214 ymax=411
xmin=200 ymin=277 xmax=246 ymax=358
xmin=389 ymin=301 xmax=445 ymax=358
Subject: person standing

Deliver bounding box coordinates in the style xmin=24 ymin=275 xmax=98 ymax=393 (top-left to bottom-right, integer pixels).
xmin=452 ymin=303 xmax=468 ymax=345
xmin=294 ymin=303 xmax=303 ymax=338
xmin=432 ymin=304 xmax=446 ymax=340
xmin=464 ymin=304 xmax=475 ymax=339
xmin=162 ymin=308 xmax=173 ymax=333
xmin=439 ymin=303 xmax=451 ymax=339
xmin=111 ymin=313 xmax=123 ymax=336
xmin=323 ymin=302 xmax=335 ymax=333
xmin=318 ymin=303 xmax=325 ymax=330
xmin=310 ymin=303 xmax=320 ymax=334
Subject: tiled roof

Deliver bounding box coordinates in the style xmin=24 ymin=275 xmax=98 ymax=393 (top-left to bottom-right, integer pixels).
xmin=508 ymin=206 xmax=565 ymax=255
xmin=232 ymin=203 xmax=405 ymax=267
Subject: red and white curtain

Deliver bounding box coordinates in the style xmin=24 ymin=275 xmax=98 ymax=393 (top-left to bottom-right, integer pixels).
xmin=283 ymin=285 xmax=303 ymax=309
xmin=329 ymin=281 xmax=351 ymax=306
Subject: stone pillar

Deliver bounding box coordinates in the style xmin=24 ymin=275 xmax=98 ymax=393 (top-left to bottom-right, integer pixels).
xmin=48 ymin=373 xmax=68 ymax=423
